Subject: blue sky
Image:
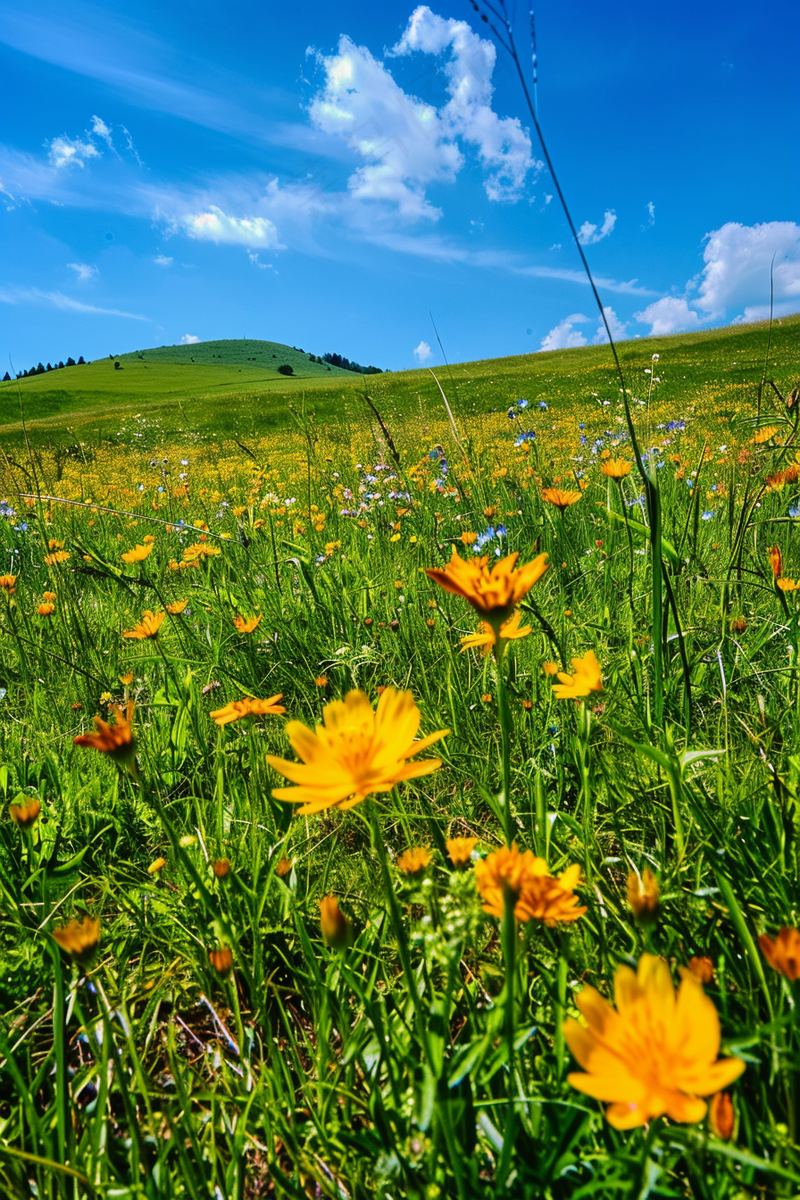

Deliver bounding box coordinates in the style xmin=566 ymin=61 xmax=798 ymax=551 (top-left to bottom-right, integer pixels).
xmin=1 ymin=0 xmax=798 ymax=373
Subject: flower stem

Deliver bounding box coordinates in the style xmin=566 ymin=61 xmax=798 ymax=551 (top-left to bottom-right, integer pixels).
xmin=498 ymin=885 xmax=518 ymax=1185
xmin=495 ymin=653 xmax=514 ymax=846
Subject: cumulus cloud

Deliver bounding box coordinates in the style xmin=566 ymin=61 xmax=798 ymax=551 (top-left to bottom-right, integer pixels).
xmin=694 ymin=220 xmax=800 ymax=319
xmin=539 ymin=313 xmax=590 ymax=351
xmin=308 ymin=6 xmax=538 ymax=221
xmin=154 ymin=254 xmax=173 ymax=266
xmin=67 ymin=262 xmax=98 ymax=282
xmin=414 ymin=339 xmax=432 ymax=364
xmin=181 ymin=205 xmax=281 ymax=248
xmin=577 ymin=209 xmax=617 ymax=246
xmin=180 ymin=333 xmax=200 ymax=344
xmin=592 ymin=306 xmax=627 ymax=344
xmin=48 ymin=135 xmax=100 ymax=169
xmin=633 ymin=297 xmax=701 ymax=336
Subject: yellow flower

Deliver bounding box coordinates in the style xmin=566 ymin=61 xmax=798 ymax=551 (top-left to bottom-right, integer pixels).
xmin=542 ymin=487 xmax=582 ymax=509
xmin=758 ymin=926 xmax=800 ymax=981
xmin=44 ymin=551 xmax=71 ymax=565
xmin=564 ymin=954 xmax=745 ymax=1129
xmin=142 ymin=534 xmax=155 ymax=544
xmin=119 ymin=671 xmax=135 ymax=685
xmin=121 ymin=543 xmax=153 ymax=564
xmin=474 ymin=845 xmax=586 ymax=925
xmin=627 ymin=868 xmax=660 ymax=922
xmin=319 ymin=895 xmax=351 ymax=947
xmin=552 ymin=650 xmax=603 ymax=699
xmin=37 ymin=602 xmax=55 ymax=616
xmin=754 ymin=425 xmax=778 ymax=444
xmin=148 ymin=857 xmax=166 ymax=874
xmin=123 ymin=610 xmax=166 ymax=640
xmin=460 ymin=531 xmax=477 ymax=545
xmin=52 ymin=916 xmax=101 ymax=965
xmin=183 ymin=542 xmax=221 ymax=562
xmin=0 ymin=574 xmax=17 ymax=594
xmin=73 ymin=700 xmax=136 ymax=765
xmin=166 ymin=599 xmax=188 ymax=614
xmin=9 ymin=798 xmax=41 ymax=831
xmin=209 ymin=693 xmax=285 ymax=725
xmin=601 ymin=458 xmax=633 ymax=480
xmin=233 ymin=613 xmax=262 ymax=633
xmin=396 ymin=846 xmax=432 ymax=875
xmin=426 ymin=548 xmax=548 ymax=628
xmin=267 ymin=688 xmax=447 ymax=816
xmin=315 ymin=675 xmax=328 ymax=687
xmin=446 ymin=836 xmax=478 ymax=868
xmin=542 ymin=660 xmax=560 ymax=676
xmin=777 ymin=577 xmax=799 ymax=592
xmin=43 ymin=591 xmax=56 ymax=600
xmin=459 ymin=610 xmax=532 ymax=657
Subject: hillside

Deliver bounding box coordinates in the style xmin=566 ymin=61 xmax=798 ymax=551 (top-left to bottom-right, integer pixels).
xmin=1 ymin=316 xmax=797 ymax=447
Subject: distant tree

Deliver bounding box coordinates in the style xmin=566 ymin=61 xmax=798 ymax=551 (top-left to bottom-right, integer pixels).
xmin=277 ymin=364 xmax=294 ymax=376
xmin=46 ymin=363 xmax=53 ymax=371
xmin=57 ymin=361 xmax=65 ymax=369
xmin=36 ymin=363 xmax=45 ymax=374
xmin=2 ymin=371 xmax=9 ymax=381
xmin=77 ymin=356 xmax=86 ymax=364
xmin=321 ymin=351 xmax=383 ymax=375
xmin=114 ymin=361 xmax=121 ymax=370
xmin=66 ymin=357 xmax=76 ymax=367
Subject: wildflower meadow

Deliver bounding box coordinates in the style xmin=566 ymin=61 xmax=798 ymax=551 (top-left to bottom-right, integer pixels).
xmin=1 ymin=310 xmax=799 ymax=1198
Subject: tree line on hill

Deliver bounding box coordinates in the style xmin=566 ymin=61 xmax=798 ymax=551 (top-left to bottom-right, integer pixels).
xmin=6 ymin=357 xmax=88 ymax=381
xmin=315 ymin=352 xmax=383 ymax=374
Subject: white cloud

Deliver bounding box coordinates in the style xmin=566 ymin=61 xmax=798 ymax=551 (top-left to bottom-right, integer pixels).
xmin=0 ymin=286 xmax=148 ymax=320
xmin=90 ymin=115 xmax=114 ymax=151
xmin=592 ymin=306 xmax=627 ymax=344
xmin=180 ymin=333 xmax=200 ymax=344
xmin=732 ymin=300 xmax=800 ymax=324
xmin=633 ymin=296 xmax=701 ymax=336
xmin=67 ymin=262 xmax=98 ymax=282
xmin=694 ymin=221 xmax=800 ymax=319
xmin=539 ymin=313 xmax=589 ymax=351
xmin=247 ymin=251 xmax=271 ymax=269
xmin=307 ymin=7 xmax=538 ymax=222
xmin=48 ymin=134 xmax=100 ymax=169
xmin=645 ymin=201 xmax=655 ymax=227
xmin=577 ymin=209 xmax=617 ymax=246
xmin=414 ymin=339 xmax=432 ymax=364
xmin=154 ymin=254 xmax=173 ymax=266
xmin=181 ymin=205 xmax=281 ymax=248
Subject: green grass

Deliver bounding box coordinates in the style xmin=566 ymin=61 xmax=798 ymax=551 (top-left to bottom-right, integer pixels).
xmin=0 ymin=314 xmax=799 ymax=1199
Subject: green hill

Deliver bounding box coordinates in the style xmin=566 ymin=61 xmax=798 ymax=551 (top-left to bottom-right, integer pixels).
xmin=1 ymin=317 xmax=797 ymax=447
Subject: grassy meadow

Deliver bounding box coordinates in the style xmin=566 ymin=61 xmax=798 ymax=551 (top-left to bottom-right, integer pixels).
xmin=1 ymin=316 xmax=800 ymax=1198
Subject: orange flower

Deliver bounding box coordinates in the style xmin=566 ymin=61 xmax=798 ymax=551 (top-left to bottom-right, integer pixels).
xmin=426 ymin=547 xmax=548 ymax=628
xmin=460 ymin=531 xmax=477 ymax=545
xmin=459 ymin=610 xmax=532 ymax=657
xmin=564 ymin=955 xmax=745 ymax=1128
xmin=396 ymin=846 xmax=432 ymax=875
xmin=552 ymin=650 xmax=603 ymax=700
xmin=166 ymin=599 xmax=188 ymax=614
xmin=315 ymin=675 xmax=328 ymax=687
xmin=688 ymin=956 xmax=714 ymax=985
xmin=0 ymin=574 xmax=17 ymax=594
xmin=777 ymin=577 xmax=799 ymax=592
xmin=210 ymin=693 xmax=285 ymax=725
xmin=542 ymin=487 xmax=582 ymax=509
xmin=119 ymin=671 xmax=135 ymax=685
xmin=44 ymin=551 xmax=70 ymax=565
xmin=209 ymin=947 xmax=233 ymax=975
xmin=709 ymin=1092 xmax=735 ymax=1140
xmin=123 ymin=610 xmax=165 ymax=640
xmin=37 ymin=602 xmax=55 ymax=616
xmin=233 ymin=614 xmax=262 ymax=633
xmin=43 ymin=591 xmax=56 ymax=600
xmin=9 ymin=798 xmax=41 ymax=831
xmin=601 ymin=459 xmax=632 ymax=480
xmin=758 ymin=926 xmax=800 ymax=981
xmin=627 ymin=868 xmax=660 ymax=923
xmin=754 ymin=425 xmax=778 ymax=444
xmin=267 ymin=688 xmax=447 ymax=816
xmin=475 ymin=845 xmax=586 ymax=926
xmin=446 ymin=836 xmax=478 ymax=868
xmin=73 ymin=700 xmax=136 ymax=766
xmin=121 ymin=543 xmax=153 ymax=564
xmin=275 ymin=856 xmax=292 ymax=877
xmin=212 ymin=858 xmax=231 ymax=878
xmin=148 ymin=857 xmax=166 ymax=875
xmin=319 ymin=895 xmax=351 ymax=947
xmin=52 ymin=916 xmax=100 ymax=965
xmin=768 ymin=546 xmax=783 ymax=579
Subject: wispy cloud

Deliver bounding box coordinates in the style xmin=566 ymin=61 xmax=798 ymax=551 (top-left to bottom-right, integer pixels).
xmin=0 ymin=286 xmax=149 ymax=321
xmin=577 ymin=209 xmax=617 ymax=246
xmin=67 ymin=262 xmax=98 ymax=282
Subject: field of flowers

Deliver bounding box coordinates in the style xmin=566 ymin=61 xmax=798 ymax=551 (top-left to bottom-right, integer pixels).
xmin=1 ymin=320 xmax=799 ymax=1198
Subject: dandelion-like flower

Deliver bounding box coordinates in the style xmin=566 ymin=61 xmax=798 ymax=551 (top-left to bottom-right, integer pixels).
xmin=52 ymin=916 xmax=100 ymax=965
xmin=446 ymin=836 xmax=478 ymax=868
xmin=44 ymin=551 xmax=70 ymax=565
xmin=166 ymin=599 xmax=188 ymax=614
xmin=564 ymin=954 xmax=745 ymax=1128
xmin=459 ymin=610 xmax=532 ymax=657
xmin=552 ymin=650 xmax=603 ymax=699
xmin=37 ymin=602 xmax=55 ymax=616
xmin=320 ymin=895 xmax=351 ymax=947
xmin=73 ymin=700 xmax=136 ymax=766
xmin=777 ymin=577 xmax=799 ymax=592
xmin=123 ymin=610 xmax=165 ymax=640
xmin=475 ymin=845 xmax=586 ymax=925
xmin=759 ymin=926 xmax=800 ymax=981
xmin=267 ymin=688 xmax=447 ymax=816
xmin=121 ymin=543 xmax=153 ymax=564
xmin=0 ymin=574 xmax=17 ymax=594
xmin=754 ymin=425 xmax=778 ymax=444
xmin=601 ymin=459 xmax=633 ymax=480
xmin=396 ymin=846 xmax=432 ymax=876
xmin=627 ymin=868 xmax=660 ymax=922
xmin=426 ymin=548 xmax=548 ymax=629
xmin=210 ymin=694 xmax=285 ymax=725
xmin=542 ymin=488 xmax=582 ymax=509
xmin=233 ymin=614 xmax=262 ymax=633
xmin=9 ymin=798 xmax=41 ymax=831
